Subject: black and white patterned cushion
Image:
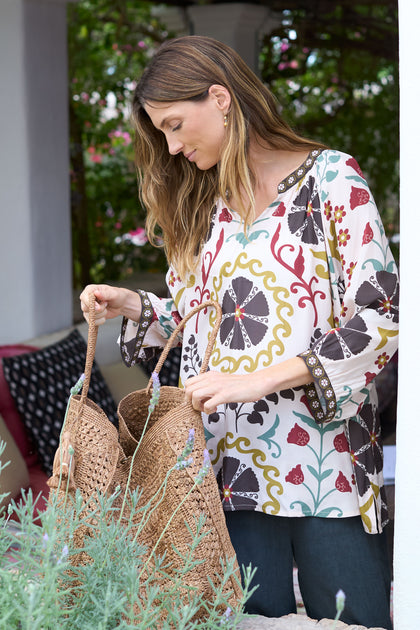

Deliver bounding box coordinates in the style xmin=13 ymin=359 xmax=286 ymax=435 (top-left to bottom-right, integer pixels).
xmin=2 ymin=329 xmax=118 ymax=474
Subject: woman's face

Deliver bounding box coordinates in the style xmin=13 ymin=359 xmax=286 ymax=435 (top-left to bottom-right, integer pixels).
xmin=144 ymin=85 xmax=230 ymax=170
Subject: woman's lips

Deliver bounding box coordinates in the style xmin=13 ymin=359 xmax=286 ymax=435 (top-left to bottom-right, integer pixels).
xmin=185 ymin=150 xmax=196 ymax=162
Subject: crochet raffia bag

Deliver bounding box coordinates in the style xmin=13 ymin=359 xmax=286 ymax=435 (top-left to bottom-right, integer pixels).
xmin=47 ymin=296 xmax=242 ymax=614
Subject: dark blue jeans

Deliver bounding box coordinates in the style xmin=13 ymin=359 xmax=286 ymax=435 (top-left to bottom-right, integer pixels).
xmin=225 ymin=511 xmax=393 ymax=630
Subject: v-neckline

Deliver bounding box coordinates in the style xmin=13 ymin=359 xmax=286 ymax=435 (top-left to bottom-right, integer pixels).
xmin=251 ymin=148 xmax=324 ymax=221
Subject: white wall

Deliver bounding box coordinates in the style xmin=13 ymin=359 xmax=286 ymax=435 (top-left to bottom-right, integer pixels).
xmin=393 ymin=0 xmax=420 ymax=627
xmin=0 ymin=0 xmax=72 ymax=344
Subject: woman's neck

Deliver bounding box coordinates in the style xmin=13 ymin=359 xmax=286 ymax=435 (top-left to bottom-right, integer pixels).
xmin=244 ymin=138 xmax=309 ymax=218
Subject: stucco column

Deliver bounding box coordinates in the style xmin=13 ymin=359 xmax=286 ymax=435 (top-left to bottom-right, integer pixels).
xmin=187 ymin=2 xmax=270 ymax=73
xmin=393 ymin=1 xmax=420 ymax=627
xmin=0 ymin=0 xmax=74 ymax=344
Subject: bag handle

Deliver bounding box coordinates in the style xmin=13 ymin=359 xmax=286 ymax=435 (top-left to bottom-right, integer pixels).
xmin=146 ymin=299 xmax=222 ymax=392
xmin=81 ymin=294 xmax=222 ymax=401
xmin=79 ymin=293 xmax=99 ymax=406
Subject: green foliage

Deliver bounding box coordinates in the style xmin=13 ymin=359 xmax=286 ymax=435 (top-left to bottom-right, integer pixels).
xmin=68 ymin=0 xmax=169 ymax=287
xmin=0 ymin=442 xmax=252 ymax=629
xmin=260 ymin=2 xmax=399 ymax=261
xmin=69 ymin=1 xmax=400 ymax=287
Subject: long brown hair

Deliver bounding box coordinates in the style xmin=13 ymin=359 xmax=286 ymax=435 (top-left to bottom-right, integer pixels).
xmin=132 ymin=35 xmax=325 ymax=279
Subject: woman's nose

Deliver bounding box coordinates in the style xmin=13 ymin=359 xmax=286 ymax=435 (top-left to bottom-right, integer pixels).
xmin=166 ymin=136 xmax=183 ymax=155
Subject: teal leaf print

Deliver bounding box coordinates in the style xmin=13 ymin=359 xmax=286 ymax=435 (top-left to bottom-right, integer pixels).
xmin=327 ymin=154 xmax=341 ymax=163
xmin=321 ymin=420 xmax=344 ymax=434
xmin=204 ymin=426 xmax=215 ymax=442
xmin=320 ymin=468 xmax=333 ymax=481
xmin=321 ymin=190 xmax=328 ymax=203
xmin=316 ymin=507 xmax=343 ymax=518
xmin=326 ymin=170 xmax=338 ymax=182
xmin=292 ymin=410 xmax=342 ymax=435
xmin=346 ymin=175 xmax=368 ymax=185
xmin=307 ymin=464 xmax=321 ymax=481
xmin=228 ymin=229 xmax=270 ymax=248
xmin=290 ymin=500 xmax=313 ymax=516
xmin=257 ymin=414 xmax=281 ymax=459
xmin=158 ymin=314 xmax=178 ymax=338
xmin=362 ymin=258 xmax=387 ymax=272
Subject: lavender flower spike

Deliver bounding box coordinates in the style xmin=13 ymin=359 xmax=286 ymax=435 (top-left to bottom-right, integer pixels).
xmin=335 ymin=589 xmax=346 ymax=614
xmin=70 ymin=373 xmax=85 ymax=396
xmin=183 ymin=428 xmax=195 ymax=458
xmin=175 ymin=429 xmax=195 ymax=471
xmin=174 ymin=456 xmax=194 ymax=471
xmin=220 ymin=606 xmax=232 ymax=626
xmin=148 ymin=371 xmax=161 ymax=415
xmin=195 ymin=449 xmax=211 ymax=485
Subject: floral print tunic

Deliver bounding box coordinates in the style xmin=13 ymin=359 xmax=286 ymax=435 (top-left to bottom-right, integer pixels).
xmin=120 ymin=149 xmax=399 ymax=534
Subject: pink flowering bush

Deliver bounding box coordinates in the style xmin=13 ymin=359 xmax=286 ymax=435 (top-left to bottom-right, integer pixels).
xmin=68 ymin=0 xmax=169 ymax=286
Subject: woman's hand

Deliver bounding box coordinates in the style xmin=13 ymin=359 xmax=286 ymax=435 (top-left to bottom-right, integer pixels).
xmin=184 ymin=358 xmax=313 ymax=415
xmin=79 ymin=284 xmax=141 ymax=325
xmin=184 ymin=371 xmax=273 ymax=415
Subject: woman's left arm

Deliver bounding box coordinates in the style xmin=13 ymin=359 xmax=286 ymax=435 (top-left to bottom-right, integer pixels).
xmin=185 ymin=152 xmax=399 ymax=420
xmin=184 ymin=356 xmax=312 ymax=414
xmin=297 ymin=151 xmax=399 ymax=422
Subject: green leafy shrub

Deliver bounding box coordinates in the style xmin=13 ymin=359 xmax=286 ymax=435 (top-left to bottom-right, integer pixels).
xmin=0 ymin=440 xmax=255 ymax=629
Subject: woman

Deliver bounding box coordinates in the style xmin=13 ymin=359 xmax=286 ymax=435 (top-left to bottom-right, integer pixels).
xmin=80 ymin=36 xmax=397 ymax=628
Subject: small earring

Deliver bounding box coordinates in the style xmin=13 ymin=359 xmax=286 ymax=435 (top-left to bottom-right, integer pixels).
xmin=224 ymin=114 xmax=228 ymax=128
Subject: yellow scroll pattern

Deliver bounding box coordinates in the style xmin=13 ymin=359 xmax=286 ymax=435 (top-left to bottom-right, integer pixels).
xmin=211 ymin=431 xmax=283 ymax=515
xmin=208 ymin=253 xmax=293 ymax=373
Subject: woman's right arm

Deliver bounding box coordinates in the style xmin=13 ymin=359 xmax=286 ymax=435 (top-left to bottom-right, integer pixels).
xmin=79 ymin=284 xmax=142 ymax=326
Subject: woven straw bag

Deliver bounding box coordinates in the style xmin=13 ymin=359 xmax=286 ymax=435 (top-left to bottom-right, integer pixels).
xmin=47 ymin=297 xmax=242 ymax=616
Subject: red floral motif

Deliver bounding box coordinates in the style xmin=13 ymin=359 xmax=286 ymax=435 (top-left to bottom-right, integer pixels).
xmin=346 ymin=157 xmax=365 ymax=178
xmin=362 ymin=222 xmax=374 ymax=245
xmin=168 ymin=270 xmax=181 ymax=287
xmin=350 ymin=450 xmax=358 ymax=465
xmin=287 ymin=423 xmax=310 ymax=446
xmin=340 ymin=304 xmax=348 ymax=318
xmin=324 ymin=200 xmax=332 ymax=219
xmin=171 ymin=309 xmax=182 ymax=326
xmin=285 ymin=464 xmax=304 ymax=485
xmin=379 ymin=298 xmax=392 ymax=314
xmin=364 ymin=371 xmax=376 ymax=385
xmin=338 ymin=228 xmax=350 ymax=246
xmin=375 ymin=352 xmax=390 ymax=370
xmin=346 ymin=261 xmax=356 ymax=279
xmin=335 ymin=471 xmax=352 ymax=493
xmin=334 ymin=205 xmax=346 ymax=223
xmin=219 ymin=207 xmax=233 ymax=223
xmin=334 ymin=432 xmax=349 ymax=453
xmin=234 ymin=305 xmax=245 ymax=321
xmin=273 ymin=202 xmax=286 ymax=217
xmin=350 ymin=186 xmax=370 ymax=210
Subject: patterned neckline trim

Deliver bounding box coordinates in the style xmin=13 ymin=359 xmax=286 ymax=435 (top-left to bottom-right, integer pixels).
xmin=277 ymin=148 xmax=324 ymax=194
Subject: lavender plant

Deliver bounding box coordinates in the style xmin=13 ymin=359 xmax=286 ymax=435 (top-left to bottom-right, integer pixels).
xmin=0 ymin=372 xmax=252 ymax=629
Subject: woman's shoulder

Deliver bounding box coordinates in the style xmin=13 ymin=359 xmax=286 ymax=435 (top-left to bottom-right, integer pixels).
xmin=313 ymin=148 xmax=368 ymax=186
xmin=315 ymin=149 xmax=364 ymax=173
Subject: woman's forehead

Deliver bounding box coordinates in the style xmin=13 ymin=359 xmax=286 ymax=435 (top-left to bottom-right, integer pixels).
xmin=144 ymin=100 xmax=195 ymax=129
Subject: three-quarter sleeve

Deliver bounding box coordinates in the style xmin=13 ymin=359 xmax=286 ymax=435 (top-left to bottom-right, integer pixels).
xmin=298 ymin=152 xmax=399 ymax=422
xmin=119 ymin=276 xmax=187 ymax=367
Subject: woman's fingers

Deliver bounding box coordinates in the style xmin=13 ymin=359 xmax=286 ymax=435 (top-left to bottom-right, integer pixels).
xmin=79 ymin=285 xmax=116 ymax=325
xmin=184 ymin=371 xmax=261 ymax=414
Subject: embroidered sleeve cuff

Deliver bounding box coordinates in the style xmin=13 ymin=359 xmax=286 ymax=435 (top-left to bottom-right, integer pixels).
xmin=120 ymin=290 xmax=155 ymax=367
xmin=299 ymin=349 xmax=337 ymax=423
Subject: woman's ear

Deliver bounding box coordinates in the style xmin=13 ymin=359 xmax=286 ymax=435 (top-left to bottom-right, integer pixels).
xmin=208 ymin=84 xmax=231 ymax=113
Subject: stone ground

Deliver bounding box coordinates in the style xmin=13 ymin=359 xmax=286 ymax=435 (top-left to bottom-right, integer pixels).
xmin=238 ymin=613 xmax=386 ymax=630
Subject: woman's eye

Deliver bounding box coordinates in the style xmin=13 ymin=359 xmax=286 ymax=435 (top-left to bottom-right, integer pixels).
xmin=172 ymin=123 xmax=182 ymax=132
